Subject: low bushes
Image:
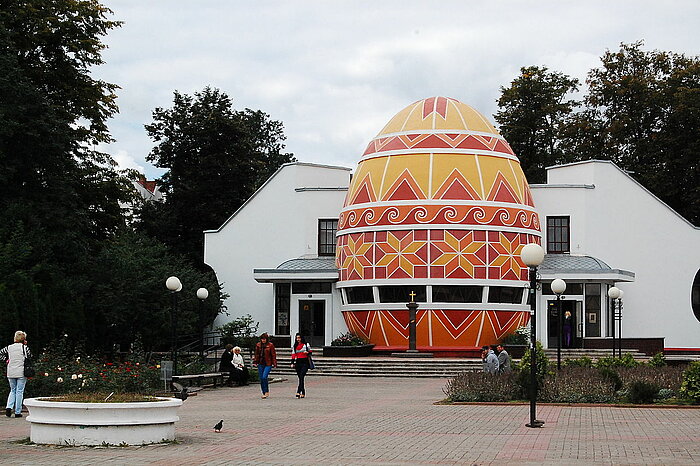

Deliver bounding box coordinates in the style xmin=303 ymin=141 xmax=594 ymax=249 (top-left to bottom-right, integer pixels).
xmin=444 ymin=348 xmax=697 ymax=404
xmin=443 ymin=371 xmax=519 ymax=402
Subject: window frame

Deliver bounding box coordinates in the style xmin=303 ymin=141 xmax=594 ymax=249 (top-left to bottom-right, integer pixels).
xmin=546 ymin=216 xmax=570 ymax=254
xmin=317 ymin=219 xmax=338 ymax=257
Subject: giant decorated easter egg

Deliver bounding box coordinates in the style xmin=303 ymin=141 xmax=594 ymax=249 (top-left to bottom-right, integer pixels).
xmin=335 ymin=96 xmax=541 ymax=351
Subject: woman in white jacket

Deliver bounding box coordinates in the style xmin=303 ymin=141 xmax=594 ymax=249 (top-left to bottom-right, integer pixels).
xmin=0 ymin=331 xmax=31 ymax=418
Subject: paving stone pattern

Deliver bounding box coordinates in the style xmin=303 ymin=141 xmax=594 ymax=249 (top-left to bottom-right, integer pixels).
xmin=1 ymin=376 xmax=700 ymax=464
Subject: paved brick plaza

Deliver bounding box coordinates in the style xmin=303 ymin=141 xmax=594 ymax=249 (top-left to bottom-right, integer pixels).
xmin=1 ymin=376 xmax=700 ymax=464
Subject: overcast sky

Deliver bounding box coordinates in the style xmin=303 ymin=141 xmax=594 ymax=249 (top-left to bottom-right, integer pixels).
xmin=95 ymin=1 xmax=700 ymax=179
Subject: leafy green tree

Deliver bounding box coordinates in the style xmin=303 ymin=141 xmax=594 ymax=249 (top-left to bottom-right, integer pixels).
xmin=570 ymin=41 xmax=700 ymax=225
xmin=495 ymin=66 xmax=580 ymax=184
xmin=90 ymin=231 xmax=226 ymax=352
xmin=141 ymin=87 xmax=295 ymax=262
xmin=0 ymin=1 xmax=134 ymax=350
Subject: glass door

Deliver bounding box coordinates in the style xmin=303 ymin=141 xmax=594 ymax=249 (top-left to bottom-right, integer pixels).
xmin=298 ymin=300 xmax=325 ymax=347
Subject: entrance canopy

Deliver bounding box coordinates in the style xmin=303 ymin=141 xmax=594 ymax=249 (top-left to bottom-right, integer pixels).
xmin=253 ymin=257 xmax=338 ymax=283
xmin=538 ymin=254 xmax=635 ymax=282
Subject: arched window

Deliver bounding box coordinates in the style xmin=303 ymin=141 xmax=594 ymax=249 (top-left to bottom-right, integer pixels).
xmin=692 ymin=269 xmax=700 ymax=323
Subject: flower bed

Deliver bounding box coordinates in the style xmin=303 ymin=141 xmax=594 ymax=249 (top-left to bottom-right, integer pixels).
xmin=25 ymin=397 xmax=182 ymax=446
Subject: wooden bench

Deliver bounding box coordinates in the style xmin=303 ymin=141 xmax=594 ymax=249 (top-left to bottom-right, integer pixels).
xmin=171 ymin=372 xmax=228 ymax=388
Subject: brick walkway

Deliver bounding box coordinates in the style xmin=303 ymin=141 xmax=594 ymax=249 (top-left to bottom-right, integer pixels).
xmin=1 ymin=376 xmax=700 ymax=464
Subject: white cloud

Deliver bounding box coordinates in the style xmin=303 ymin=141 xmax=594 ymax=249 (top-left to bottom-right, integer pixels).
xmin=93 ymin=0 xmax=700 ymax=176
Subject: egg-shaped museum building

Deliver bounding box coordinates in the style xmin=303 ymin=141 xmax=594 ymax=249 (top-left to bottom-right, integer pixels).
xmin=335 ymin=96 xmax=541 ymax=351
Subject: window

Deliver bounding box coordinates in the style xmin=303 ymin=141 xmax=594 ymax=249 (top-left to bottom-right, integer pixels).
xmin=318 ymin=219 xmax=338 ymax=256
xmin=345 ymin=287 xmax=375 ymax=304
xmin=274 ymin=283 xmax=290 ymax=336
xmin=432 ymin=285 xmax=483 ymax=303
xmin=378 ymin=286 xmax=426 ymax=303
xmin=487 ymin=287 xmax=524 ymax=304
xmin=292 ymin=282 xmax=332 ymax=294
xmin=546 ymin=216 xmax=570 ymax=254
xmin=542 ymin=282 xmax=583 ymax=295
xmin=584 ymin=283 xmax=601 ymax=337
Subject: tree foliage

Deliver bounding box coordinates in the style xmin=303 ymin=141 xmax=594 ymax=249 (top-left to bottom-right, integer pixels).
xmin=572 ymin=41 xmax=700 ymax=225
xmin=495 ymin=66 xmax=579 ymax=184
xmin=496 ymin=42 xmax=700 ymax=225
xmin=0 ymin=1 xmax=228 ymax=353
xmin=140 ymin=87 xmax=295 ymax=262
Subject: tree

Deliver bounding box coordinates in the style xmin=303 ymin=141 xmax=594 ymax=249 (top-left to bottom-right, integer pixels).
xmin=141 ymin=87 xmax=295 ymax=262
xmin=0 ymin=1 xmax=133 ymax=350
xmin=495 ymin=66 xmax=580 ymax=184
xmin=571 ymin=42 xmax=700 ymax=225
xmin=89 ymin=231 xmax=225 ymax=352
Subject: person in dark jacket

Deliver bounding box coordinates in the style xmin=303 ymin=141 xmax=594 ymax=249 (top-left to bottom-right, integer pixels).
xmin=219 ymin=344 xmax=236 ymax=387
xmin=496 ymin=344 xmax=511 ymax=373
xmin=290 ymin=333 xmax=312 ymax=398
xmin=253 ymin=333 xmax=277 ymax=398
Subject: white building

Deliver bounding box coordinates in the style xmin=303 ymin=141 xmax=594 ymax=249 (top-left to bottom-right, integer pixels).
xmin=204 ymin=160 xmax=700 ymax=354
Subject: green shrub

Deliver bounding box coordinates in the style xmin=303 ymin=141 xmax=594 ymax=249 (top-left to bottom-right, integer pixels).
xmin=647 ymin=352 xmax=667 ymax=367
xmin=501 ymin=326 xmax=529 ymax=345
xmin=598 ymin=367 xmax=623 ymax=392
xmin=563 ymin=356 xmax=593 ymax=368
xmin=596 ymin=353 xmax=639 ymax=368
xmin=218 ymin=314 xmax=259 ymax=350
xmin=627 ymin=380 xmax=659 ymax=404
xmin=657 ymin=388 xmax=674 ymax=400
xmin=517 ymin=341 xmax=549 ymax=396
xmin=680 ymin=361 xmax=700 ymax=403
xmin=330 ymin=332 xmax=369 ymax=347
xmin=443 ymin=371 xmax=520 ymax=402
xmin=540 ymin=367 xmax=617 ymax=403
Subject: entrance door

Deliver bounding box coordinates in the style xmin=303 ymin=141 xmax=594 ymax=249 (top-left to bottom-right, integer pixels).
xmin=298 ymin=300 xmax=325 ymax=347
xmin=547 ymin=300 xmax=578 ymax=348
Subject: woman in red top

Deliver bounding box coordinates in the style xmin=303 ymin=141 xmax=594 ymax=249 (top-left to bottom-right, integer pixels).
xmin=290 ymin=333 xmax=311 ymax=398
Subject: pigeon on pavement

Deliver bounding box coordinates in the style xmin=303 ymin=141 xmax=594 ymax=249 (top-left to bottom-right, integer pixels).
xmin=214 ymin=420 xmax=223 ymax=432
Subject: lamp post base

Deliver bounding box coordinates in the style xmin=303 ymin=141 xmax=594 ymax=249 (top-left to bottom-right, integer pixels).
xmin=526 ymin=420 xmax=545 ymax=428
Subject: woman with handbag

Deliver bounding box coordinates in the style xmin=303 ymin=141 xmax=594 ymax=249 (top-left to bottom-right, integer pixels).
xmin=290 ymin=333 xmax=312 ymax=399
xmin=253 ymin=333 xmax=277 ymax=398
xmin=0 ymin=331 xmax=32 ymax=418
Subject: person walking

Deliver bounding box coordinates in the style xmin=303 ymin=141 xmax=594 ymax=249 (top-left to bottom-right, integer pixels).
xmin=496 ymin=344 xmax=511 ymax=373
xmin=1 ymin=331 xmax=31 ymax=418
xmin=481 ymin=345 xmax=499 ymax=374
xmin=290 ymin=333 xmax=312 ymax=398
xmin=253 ymin=333 xmax=277 ymax=398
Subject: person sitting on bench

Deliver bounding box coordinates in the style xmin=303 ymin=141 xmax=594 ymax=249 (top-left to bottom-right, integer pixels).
xmin=231 ymin=346 xmax=249 ymax=386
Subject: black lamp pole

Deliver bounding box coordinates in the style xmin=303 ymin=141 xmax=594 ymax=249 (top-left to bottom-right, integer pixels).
xmin=199 ymin=298 xmax=204 ymax=359
xmin=526 ymin=265 xmax=544 ymax=428
xmin=617 ymin=297 xmax=623 ymax=358
xmin=171 ymin=291 xmax=178 ymax=376
xmin=611 ymin=297 xmax=616 ymax=357
xmin=556 ymin=292 xmax=563 ymax=371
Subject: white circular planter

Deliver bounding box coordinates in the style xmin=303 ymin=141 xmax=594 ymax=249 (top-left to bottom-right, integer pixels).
xmin=24 ymin=397 xmax=183 ymax=446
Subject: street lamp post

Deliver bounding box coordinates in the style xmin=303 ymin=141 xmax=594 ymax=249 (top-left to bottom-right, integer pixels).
xmin=196 ymin=288 xmax=209 ymax=359
xmin=166 ymin=276 xmax=182 ymax=375
xmin=617 ymin=290 xmax=624 ymax=358
xmin=551 ymin=278 xmax=567 ymax=371
xmin=608 ymin=287 xmax=620 ymax=358
xmin=521 ymin=243 xmax=545 ymax=428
